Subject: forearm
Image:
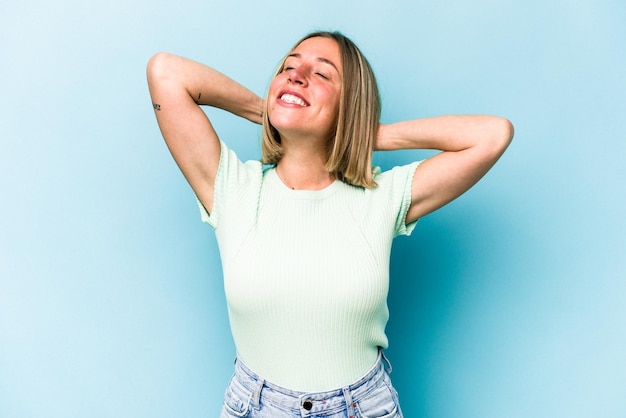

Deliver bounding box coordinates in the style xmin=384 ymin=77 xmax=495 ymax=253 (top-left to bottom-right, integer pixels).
xmin=147 ymin=52 xmax=263 ymax=124
xmin=376 ymin=115 xmax=514 ymax=153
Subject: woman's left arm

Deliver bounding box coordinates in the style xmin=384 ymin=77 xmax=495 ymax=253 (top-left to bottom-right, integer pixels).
xmin=376 ymin=115 xmax=514 ymax=223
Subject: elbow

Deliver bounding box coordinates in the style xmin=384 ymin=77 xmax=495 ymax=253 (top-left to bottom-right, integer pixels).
xmin=146 ymin=52 xmax=175 ymax=85
xmin=487 ymin=116 xmax=514 ymax=155
xmin=501 ymin=117 xmax=515 ymax=144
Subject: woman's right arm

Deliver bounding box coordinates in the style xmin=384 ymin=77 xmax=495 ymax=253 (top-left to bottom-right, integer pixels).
xmin=146 ymin=53 xmax=263 ymax=213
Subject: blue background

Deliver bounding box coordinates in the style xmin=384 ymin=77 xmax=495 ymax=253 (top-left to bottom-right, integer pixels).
xmin=1 ymin=1 xmax=625 ymax=417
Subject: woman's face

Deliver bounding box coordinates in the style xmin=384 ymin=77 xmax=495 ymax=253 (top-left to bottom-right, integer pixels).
xmin=267 ymin=36 xmax=343 ymax=142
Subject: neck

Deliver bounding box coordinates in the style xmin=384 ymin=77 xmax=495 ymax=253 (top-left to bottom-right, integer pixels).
xmin=275 ymin=145 xmax=334 ymax=191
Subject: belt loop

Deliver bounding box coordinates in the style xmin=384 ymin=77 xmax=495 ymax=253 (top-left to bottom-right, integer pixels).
xmin=342 ymin=387 xmax=356 ymax=418
xmin=380 ymin=350 xmax=393 ymax=374
xmin=251 ymin=378 xmax=264 ymax=410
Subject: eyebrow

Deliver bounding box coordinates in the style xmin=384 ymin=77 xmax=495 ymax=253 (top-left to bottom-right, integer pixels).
xmin=286 ymin=53 xmax=340 ymax=74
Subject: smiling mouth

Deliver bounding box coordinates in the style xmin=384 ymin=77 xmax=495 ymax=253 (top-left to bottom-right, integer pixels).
xmin=280 ymin=93 xmax=308 ymax=107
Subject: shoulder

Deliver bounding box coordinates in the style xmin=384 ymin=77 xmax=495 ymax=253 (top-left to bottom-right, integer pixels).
xmin=216 ymin=141 xmax=264 ymax=179
xmin=371 ymin=162 xmax=421 ymax=192
xmin=202 ymin=141 xmax=264 ymax=227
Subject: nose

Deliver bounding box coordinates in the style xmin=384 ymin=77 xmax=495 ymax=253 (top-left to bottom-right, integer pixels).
xmin=287 ymin=65 xmax=308 ymax=86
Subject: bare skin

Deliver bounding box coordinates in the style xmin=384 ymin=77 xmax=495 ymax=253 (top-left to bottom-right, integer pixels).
xmin=377 ymin=115 xmax=513 ymax=223
xmin=147 ymin=53 xmax=263 ymax=212
xmin=147 ymin=37 xmax=513 ymax=223
xmin=267 ymin=37 xmax=343 ymax=191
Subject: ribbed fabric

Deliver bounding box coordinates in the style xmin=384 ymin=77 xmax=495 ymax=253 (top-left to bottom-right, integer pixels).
xmin=198 ymin=141 xmax=420 ymax=391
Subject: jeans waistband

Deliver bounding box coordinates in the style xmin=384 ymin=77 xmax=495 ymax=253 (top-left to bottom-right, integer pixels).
xmin=231 ymin=350 xmax=392 ymax=416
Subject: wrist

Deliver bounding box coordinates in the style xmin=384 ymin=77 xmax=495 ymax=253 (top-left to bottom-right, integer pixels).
xmin=374 ymin=123 xmax=396 ymax=151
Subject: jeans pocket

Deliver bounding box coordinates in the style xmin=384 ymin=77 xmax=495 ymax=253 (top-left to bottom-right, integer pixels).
xmin=221 ymin=378 xmax=253 ymax=417
xmin=355 ymin=380 xmax=401 ymax=418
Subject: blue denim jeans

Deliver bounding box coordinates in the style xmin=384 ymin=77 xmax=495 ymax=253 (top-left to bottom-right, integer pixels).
xmin=220 ymin=351 xmax=403 ymax=418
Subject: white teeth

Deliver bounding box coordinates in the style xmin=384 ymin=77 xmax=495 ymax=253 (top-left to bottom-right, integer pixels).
xmin=280 ymin=94 xmax=306 ymax=106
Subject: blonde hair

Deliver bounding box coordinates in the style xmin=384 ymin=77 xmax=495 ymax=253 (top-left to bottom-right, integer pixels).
xmin=261 ymin=31 xmax=380 ymax=188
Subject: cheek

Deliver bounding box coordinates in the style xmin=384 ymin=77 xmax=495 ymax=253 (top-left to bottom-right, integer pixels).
xmin=326 ymin=85 xmax=341 ymax=112
xmin=324 ymin=93 xmax=341 ymax=121
xmin=266 ymin=83 xmax=281 ymax=112
xmin=267 ymin=75 xmax=283 ymax=99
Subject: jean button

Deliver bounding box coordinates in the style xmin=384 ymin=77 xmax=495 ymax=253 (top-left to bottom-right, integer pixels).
xmin=303 ymin=399 xmax=313 ymax=410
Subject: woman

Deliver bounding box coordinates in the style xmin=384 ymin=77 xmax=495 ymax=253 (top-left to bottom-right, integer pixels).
xmin=147 ymin=31 xmax=513 ymax=417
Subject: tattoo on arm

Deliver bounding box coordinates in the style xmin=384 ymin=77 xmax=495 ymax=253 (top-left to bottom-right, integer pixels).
xmin=194 ymin=92 xmax=201 ymax=104
xmin=153 ymin=103 xmax=161 ymax=111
